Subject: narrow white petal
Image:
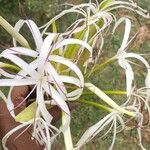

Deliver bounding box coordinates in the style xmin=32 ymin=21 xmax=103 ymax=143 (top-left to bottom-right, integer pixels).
xmin=49 ymin=55 xmax=84 ymax=87
xmin=54 ymin=38 xmax=92 ymax=54
xmin=126 ymin=53 xmax=150 ymax=69
xmin=118 ymin=58 xmax=134 ymax=96
xmin=14 ymin=19 xmax=43 ymax=50
xmin=145 ymin=70 xmax=150 ymax=88
xmin=45 ymin=62 xmax=67 ymax=97
xmin=76 ymin=113 xmax=113 ymax=148
xmin=62 ymin=112 xmax=73 ymax=150
xmin=2 ymin=121 xmax=32 ymax=150
xmin=59 ymin=75 xmax=81 ymax=87
xmin=0 ymin=68 xmax=16 ymax=78
xmin=109 ymin=116 xmax=117 ymax=150
xmin=36 ymin=86 xmax=53 ymax=125
xmin=38 ymin=33 xmax=56 ymax=74
xmin=2 ymin=47 xmax=38 ymax=57
xmin=66 ymin=89 xmax=83 ymax=100
xmin=43 ymin=81 xmax=70 ymax=116
xmin=0 ymin=78 xmax=36 ymax=86
xmin=125 ymin=61 xmax=134 ymax=96
xmin=113 ymin=18 xmax=131 ymax=50
xmin=0 ymin=53 xmax=38 ymax=77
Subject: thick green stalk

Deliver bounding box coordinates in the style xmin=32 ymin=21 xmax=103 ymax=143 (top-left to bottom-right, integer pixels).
xmin=82 ymin=90 xmax=127 ymax=96
xmin=0 ymin=16 xmax=30 ymax=48
xmin=78 ymin=99 xmax=113 ymax=112
xmin=85 ymin=83 xmax=135 ymax=117
xmin=104 ymin=90 xmax=127 ymax=95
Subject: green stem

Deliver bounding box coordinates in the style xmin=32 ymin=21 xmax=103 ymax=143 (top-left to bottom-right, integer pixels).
xmin=85 ymin=56 xmax=116 ymax=78
xmin=85 ymin=83 xmax=135 ymax=117
xmin=104 ymin=90 xmax=127 ymax=95
xmin=78 ymin=99 xmax=113 ymax=112
xmin=82 ymin=90 xmax=127 ymax=96
xmin=0 ymin=16 xmax=30 ymax=48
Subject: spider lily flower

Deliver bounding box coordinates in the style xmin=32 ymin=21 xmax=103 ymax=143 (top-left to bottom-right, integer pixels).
xmin=41 ymin=0 xmax=149 ymax=36
xmin=40 ymin=1 xmax=115 ymax=67
xmin=0 ymin=19 xmax=93 ymax=149
xmin=113 ymin=17 xmax=150 ymax=96
xmin=75 ymin=85 xmax=145 ymax=150
xmin=40 ymin=0 xmax=149 ymax=67
xmin=124 ymin=89 xmax=150 ymax=149
xmin=123 ymin=87 xmax=150 ymax=126
xmin=75 ymin=111 xmax=125 ymax=150
xmin=123 ymin=104 xmax=146 ymax=150
xmin=0 ymin=19 xmax=92 ymax=116
xmin=2 ymin=117 xmax=59 ymax=150
xmin=41 ymin=1 xmax=115 ymax=39
xmin=13 ymin=19 xmax=93 ymax=69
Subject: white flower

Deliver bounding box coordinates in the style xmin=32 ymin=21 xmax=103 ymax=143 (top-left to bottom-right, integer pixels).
xmin=41 ymin=1 xmax=115 ymax=45
xmin=121 ymin=87 xmax=149 ymax=150
xmin=40 ymin=0 xmax=149 ymax=66
xmin=113 ymin=17 xmax=150 ymax=96
xmin=0 ymin=19 xmax=93 ymax=116
xmin=41 ymin=0 xmax=149 ymax=36
xmin=0 ymin=19 xmax=92 ymax=149
xmin=75 ymin=98 xmax=145 ymax=150
xmin=2 ymin=118 xmax=59 ymax=150
xmin=80 ymin=83 xmax=146 ymax=149
xmin=75 ymin=111 xmax=125 ymax=150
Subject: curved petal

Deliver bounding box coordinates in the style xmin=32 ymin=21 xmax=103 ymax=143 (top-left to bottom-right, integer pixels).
xmin=36 ymin=86 xmax=53 ymax=125
xmin=0 ymin=78 xmax=36 ymax=86
xmin=49 ymin=55 xmax=84 ymax=87
xmin=38 ymin=33 xmax=56 ymax=74
xmin=0 ymin=53 xmax=38 ymax=77
xmin=45 ymin=62 xmax=67 ymax=98
xmin=125 ymin=53 xmax=150 ymax=69
xmin=14 ymin=19 xmax=43 ymax=50
xmin=113 ymin=17 xmax=131 ymax=51
xmin=43 ymin=81 xmax=70 ymax=116
xmin=118 ymin=59 xmax=134 ymax=96
xmin=2 ymin=121 xmax=32 ymax=150
xmin=76 ymin=113 xmax=113 ymax=149
xmin=54 ymin=38 xmax=92 ymax=54
xmin=2 ymin=47 xmax=38 ymax=57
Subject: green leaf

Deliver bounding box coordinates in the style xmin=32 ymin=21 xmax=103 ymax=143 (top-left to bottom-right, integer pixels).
xmin=0 ymin=16 xmax=30 ymax=48
xmin=15 ymin=102 xmax=37 ymax=122
xmin=99 ymin=0 xmax=114 ymax=10
xmin=52 ymin=21 xmax=57 ymax=33
xmin=0 ymin=62 xmax=20 ymax=72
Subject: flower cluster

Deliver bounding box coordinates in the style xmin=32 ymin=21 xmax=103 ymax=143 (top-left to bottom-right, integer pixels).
xmin=0 ymin=0 xmax=150 ymax=150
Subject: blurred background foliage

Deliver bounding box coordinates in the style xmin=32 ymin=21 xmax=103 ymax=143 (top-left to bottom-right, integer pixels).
xmin=0 ymin=0 xmax=150 ymax=149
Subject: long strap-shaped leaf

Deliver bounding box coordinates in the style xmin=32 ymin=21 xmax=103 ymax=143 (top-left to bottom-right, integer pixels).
xmin=0 ymin=16 xmax=30 ymax=48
